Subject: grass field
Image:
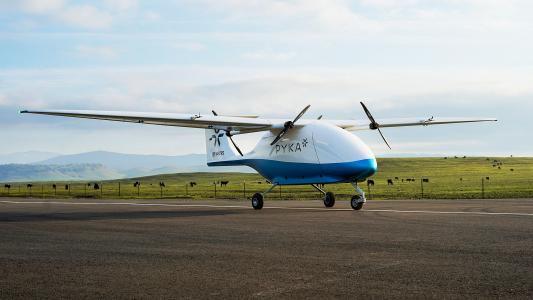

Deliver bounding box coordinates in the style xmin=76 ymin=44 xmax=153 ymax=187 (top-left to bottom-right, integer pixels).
xmin=2 ymin=157 xmax=533 ymax=200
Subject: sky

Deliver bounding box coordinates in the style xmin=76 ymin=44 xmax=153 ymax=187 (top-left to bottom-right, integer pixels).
xmin=0 ymin=0 xmax=532 ymax=157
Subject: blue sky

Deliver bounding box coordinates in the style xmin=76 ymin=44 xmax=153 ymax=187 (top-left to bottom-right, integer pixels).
xmin=0 ymin=0 xmax=532 ymax=156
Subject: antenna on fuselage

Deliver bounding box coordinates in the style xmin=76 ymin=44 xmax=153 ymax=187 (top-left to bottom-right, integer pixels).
xmin=360 ymin=101 xmax=392 ymax=150
xmin=212 ymin=110 xmax=244 ymax=156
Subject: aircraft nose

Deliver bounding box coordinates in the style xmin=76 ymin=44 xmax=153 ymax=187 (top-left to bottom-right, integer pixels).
xmin=367 ymin=158 xmax=378 ymax=177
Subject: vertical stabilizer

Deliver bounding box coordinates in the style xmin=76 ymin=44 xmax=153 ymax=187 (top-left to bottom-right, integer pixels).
xmin=205 ymin=129 xmax=240 ymax=165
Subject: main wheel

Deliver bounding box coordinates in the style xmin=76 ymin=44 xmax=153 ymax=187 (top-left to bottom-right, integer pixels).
xmin=351 ymin=195 xmax=364 ymax=210
xmin=323 ymin=191 xmax=335 ymax=208
xmin=251 ymin=193 xmax=264 ymax=210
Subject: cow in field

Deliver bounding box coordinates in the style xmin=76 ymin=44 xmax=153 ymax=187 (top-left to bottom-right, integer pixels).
xmin=220 ymin=180 xmax=229 ymax=187
xmin=189 ymin=182 xmax=197 ymax=187
xmin=387 ymin=179 xmax=394 ymax=185
xmin=367 ymin=180 xmax=375 ymax=186
xmin=159 ymin=182 xmax=165 ymax=187
xmin=94 ymin=183 xmax=100 ymax=190
xmin=422 ymin=179 xmax=429 ymax=183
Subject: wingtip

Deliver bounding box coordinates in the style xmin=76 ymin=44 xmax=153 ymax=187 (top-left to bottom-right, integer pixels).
xmin=19 ymin=110 xmax=28 ymax=114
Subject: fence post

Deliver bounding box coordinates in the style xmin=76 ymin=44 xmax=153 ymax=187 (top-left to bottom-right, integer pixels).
xmin=186 ymin=184 xmax=188 ymax=197
xmin=481 ymin=177 xmax=485 ymax=199
xmin=160 ymin=185 xmax=163 ymax=199
xmin=243 ymin=181 xmax=246 ymax=199
xmin=214 ymin=182 xmax=217 ymax=199
xmin=367 ymin=181 xmax=372 ymax=200
xmin=41 ymin=184 xmax=44 ymax=198
xmin=421 ymin=179 xmax=424 ymax=199
xmin=118 ymin=182 xmax=121 ymax=197
xmin=279 ymin=185 xmax=282 ymax=200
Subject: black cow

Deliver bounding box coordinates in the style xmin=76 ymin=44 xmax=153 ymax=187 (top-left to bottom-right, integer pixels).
xmin=94 ymin=183 xmax=100 ymax=190
xmin=387 ymin=179 xmax=394 ymax=185
xmin=367 ymin=179 xmax=375 ymax=186
xmin=422 ymin=178 xmax=429 ymax=183
xmin=27 ymin=184 xmax=33 ymax=188
xmin=52 ymin=184 xmax=57 ymax=189
xmin=189 ymin=182 xmax=197 ymax=187
xmin=133 ymin=181 xmax=140 ymax=187
xmin=4 ymin=184 xmax=11 ymax=189
xmin=159 ymin=181 xmax=165 ymax=187
xmin=220 ymin=180 xmax=229 ymax=187
xmin=486 ymin=177 xmax=490 ymax=180
xmin=65 ymin=184 xmax=69 ymax=190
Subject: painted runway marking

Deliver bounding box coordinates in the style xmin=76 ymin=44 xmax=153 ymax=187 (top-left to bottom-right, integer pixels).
xmin=2 ymin=200 xmax=533 ymax=216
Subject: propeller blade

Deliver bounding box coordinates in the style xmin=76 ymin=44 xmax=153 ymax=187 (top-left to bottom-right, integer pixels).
xmin=317 ymin=115 xmax=323 ymax=120
xmin=212 ymin=110 xmax=218 ymax=116
xmin=360 ymin=101 xmax=392 ymax=149
xmin=360 ymin=101 xmax=377 ymax=126
xmin=270 ymin=128 xmax=287 ymax=146
xmin=377 ymin=128 xmax=392 ymax=149
xmin=228 ymin=134 xmax=244 ymax=156
xmin=270 ymin=105 xmax=310 ymax=146
xmin=293 ymin=105 xmax=311 ymax=124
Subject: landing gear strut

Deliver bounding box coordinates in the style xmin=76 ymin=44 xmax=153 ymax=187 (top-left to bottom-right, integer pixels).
xmin=311 ymin=184 xmax=335 ymax=208
xmin=350 ymin=182 xmax=366 ymax=210
xmin=251 ymin=184 xmax=278 ymax=210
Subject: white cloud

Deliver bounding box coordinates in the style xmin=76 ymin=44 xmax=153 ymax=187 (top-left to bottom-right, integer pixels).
xmin=58 ymin=5 xmax=113 ymax=29
xmin=74 ymin=45 xmax=118 ymax=59
xmin=172 ymin=42 xmax=206 ymax=51
xmin=20 ymin=0 xmax=65 ymax=14
xmin=18 ymin=0 xmax=113 ymax=29
xmin=242 ymin=51 xmax=296 ymax=61
xmin=103 ymin=0 xmax=138 ymax=11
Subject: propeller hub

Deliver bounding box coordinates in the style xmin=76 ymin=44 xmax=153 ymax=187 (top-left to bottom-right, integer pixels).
xmin=284 ymin=121 xmax=294 ymax=129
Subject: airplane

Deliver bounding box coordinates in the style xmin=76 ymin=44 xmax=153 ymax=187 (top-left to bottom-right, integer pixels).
xmin=21 ymin=102 xmax=496 ymax=210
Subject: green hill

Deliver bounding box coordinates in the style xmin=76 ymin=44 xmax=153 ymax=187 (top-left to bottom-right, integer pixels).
xmin=1 ymin=157 xmax=532 ymax=200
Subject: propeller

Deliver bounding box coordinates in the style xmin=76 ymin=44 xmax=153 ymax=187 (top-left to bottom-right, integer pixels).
xmin=212 ymin=110 xmax=244 ymax=156
xmin=360 ymin=102 xmax=392 ymax=149
xmin=270 ymin=105 xmax=311 ymax=146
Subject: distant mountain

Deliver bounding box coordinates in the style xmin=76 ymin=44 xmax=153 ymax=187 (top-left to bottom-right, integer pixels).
xmin=0 ymin=164 xmax=122 ymax=182
xmin=37 ymin=151 xmax=206 ymax=170
xmin=0 ymin=151 xmax=60 ymax=164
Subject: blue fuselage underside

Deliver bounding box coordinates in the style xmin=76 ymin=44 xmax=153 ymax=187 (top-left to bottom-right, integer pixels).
xmin=208 ymin=158 xmax=377 ymax=185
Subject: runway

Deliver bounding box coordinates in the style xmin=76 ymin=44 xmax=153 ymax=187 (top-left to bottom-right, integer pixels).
xmin=1 ymin=198 xmax=532 ymax=299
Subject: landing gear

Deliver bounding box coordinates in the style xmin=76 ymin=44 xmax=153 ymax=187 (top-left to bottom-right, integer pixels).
xmin=351 ymin=196 xmax=364 ymax=210
xmin=350 ymin=182 xmax=366 ymax=211
xmin=251 ymin=193 xmax=263 ymax=210
xmin=251 ymin=184 xmax=278 ymax=210
xmin=324 ymin=192 xmax=335 ymax=207
xmin=311 ymin=184 xmax=336 ymax=208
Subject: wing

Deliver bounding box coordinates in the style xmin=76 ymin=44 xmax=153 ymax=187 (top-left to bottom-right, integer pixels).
xmin=332 ymin=117 xmax=497 ymax=131
xmin=20 ymin=109 xmax=273 ymax=134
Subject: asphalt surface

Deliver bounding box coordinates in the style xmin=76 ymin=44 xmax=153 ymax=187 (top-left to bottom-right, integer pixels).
xmin=1 ymin=197 xmax=532 ymax=299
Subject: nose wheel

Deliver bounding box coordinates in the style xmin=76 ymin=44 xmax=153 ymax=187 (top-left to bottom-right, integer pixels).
xmin=350 ymin=182 xmax=366 ymax=211
xmin=351 ymin=196 xmax=364 ymax=210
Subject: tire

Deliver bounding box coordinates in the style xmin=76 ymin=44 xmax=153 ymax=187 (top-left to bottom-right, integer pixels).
xmin=323 ymin=191 xmax=335 ymax=208
xmin=251 ymin=193 xmax=264 ymax=210
xmin=351 ymin=195 xmax=364 ymax=210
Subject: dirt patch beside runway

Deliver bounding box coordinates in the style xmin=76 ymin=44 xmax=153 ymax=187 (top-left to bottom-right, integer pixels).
xmin=1 ymin=198 xmax=532 ymax=299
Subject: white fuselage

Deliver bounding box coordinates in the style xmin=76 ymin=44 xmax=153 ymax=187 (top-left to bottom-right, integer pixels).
xmin=209 ymin=121 xmax=377 ymax=185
